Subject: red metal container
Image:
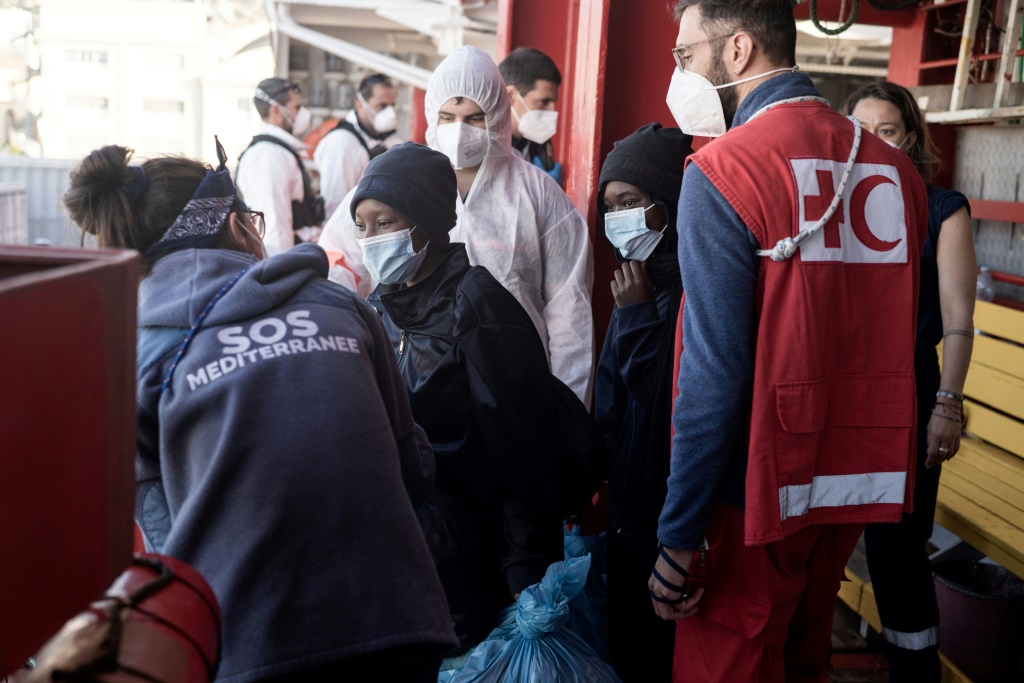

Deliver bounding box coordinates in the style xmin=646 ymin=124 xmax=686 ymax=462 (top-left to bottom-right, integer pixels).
xmin=0 ymin=246 xmax=139 ymax=674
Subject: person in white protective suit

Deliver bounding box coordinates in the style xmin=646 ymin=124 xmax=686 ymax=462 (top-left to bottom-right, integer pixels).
xmin=318 ymin=46 xmax=595 ymax=404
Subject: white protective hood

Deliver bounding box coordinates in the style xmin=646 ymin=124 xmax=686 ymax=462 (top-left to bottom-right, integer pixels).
xmin=424 ymin=46 xmax=516 ymax=184
xmin=319 ymin=46 xmax=594 ymax=404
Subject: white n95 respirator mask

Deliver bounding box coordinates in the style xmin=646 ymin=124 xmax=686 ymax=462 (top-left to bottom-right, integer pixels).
xmin=435 ymin=122 xmax=489 ymax=170
xmin=665 ymin=66 xmax=798 ymax=138
xmin=359 ymin=93 xmax=397 ymax=133
xmin=289 ymin=106 xmax=312 ymax=138
xmin=514 ymin=92 xmax=559 ymax=145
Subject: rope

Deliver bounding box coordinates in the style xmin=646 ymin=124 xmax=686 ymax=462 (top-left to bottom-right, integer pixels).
xmin=756 ymin=115 xmax=864 ymax=262
xmin=809 ymin=0 xmax=859 ymax=35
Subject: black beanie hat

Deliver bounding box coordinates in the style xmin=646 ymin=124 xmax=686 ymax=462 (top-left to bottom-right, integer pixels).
xmin=597 ymin=123 xmax=693 ymax=232
xmin=350 ymin=142 xmax=458 ymax=245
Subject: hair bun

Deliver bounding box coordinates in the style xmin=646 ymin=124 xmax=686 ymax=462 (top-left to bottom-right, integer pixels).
xmin=64 ymin=145 xmax=136 ymax=239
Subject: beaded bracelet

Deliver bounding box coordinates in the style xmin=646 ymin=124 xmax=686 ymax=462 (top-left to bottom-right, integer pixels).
xmin=936 ymin=390 xmax=964 ymax=402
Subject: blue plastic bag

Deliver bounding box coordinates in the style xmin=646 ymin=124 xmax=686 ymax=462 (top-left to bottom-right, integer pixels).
xmin=438 ymin=555 xmax=621 ymax=683
xmin=563 ymin=525 xmax=609 ymax=663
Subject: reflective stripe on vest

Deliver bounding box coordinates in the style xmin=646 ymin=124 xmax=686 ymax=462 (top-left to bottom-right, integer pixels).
xmin=778 ymin=472 xmax=907 ymax=521
xmin=882 ymin=625 xmax=939 ymax=651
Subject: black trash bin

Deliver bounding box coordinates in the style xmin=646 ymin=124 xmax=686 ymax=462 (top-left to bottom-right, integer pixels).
xmin=934 ymin=558 xmax=1024 ymax=682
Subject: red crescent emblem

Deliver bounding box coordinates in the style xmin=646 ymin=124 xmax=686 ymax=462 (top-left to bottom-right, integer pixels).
xmin=850 ymin=175 xmax=902 ymax=252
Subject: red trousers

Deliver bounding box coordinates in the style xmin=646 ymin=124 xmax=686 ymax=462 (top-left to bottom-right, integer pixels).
xmin=673 ymin=504 xmax=862 ymax=683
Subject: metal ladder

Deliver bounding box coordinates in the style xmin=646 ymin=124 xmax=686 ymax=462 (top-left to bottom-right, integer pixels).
xmin=927 ymin=0 xmax=1024 ymax=123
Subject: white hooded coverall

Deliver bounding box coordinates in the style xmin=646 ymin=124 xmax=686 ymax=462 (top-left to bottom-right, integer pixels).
xmin=318 ymin=46 xmax=595 ymax=405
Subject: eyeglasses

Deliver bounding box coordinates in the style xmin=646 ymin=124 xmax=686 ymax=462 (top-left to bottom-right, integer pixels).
xmin=249 ymin=211 xmax=266 ymax=238
xmin=671 ymin=33 xmax=735 ymax=72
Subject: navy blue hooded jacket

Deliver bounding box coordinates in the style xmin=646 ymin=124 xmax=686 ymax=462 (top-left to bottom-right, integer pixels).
xmin=135 ymin=243 xmax=456 ymax=682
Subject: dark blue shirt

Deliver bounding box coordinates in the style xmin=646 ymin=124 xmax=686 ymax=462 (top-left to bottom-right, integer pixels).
xmin=917 ymin=186 xmax=970 ymax=354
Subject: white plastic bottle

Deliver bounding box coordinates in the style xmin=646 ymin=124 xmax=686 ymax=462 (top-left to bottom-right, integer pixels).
xmin=976 ymin=266 xmax=996 ymax=302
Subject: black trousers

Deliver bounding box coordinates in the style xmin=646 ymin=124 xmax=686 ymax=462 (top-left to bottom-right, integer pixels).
xmin=864 ymin=360 xmax=942 ymax=683
xmin=607 ymin=530 xmax=675 ymax=682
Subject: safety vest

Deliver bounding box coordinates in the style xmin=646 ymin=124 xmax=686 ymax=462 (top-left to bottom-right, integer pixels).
xmin=689 ymin=99 xmax=928 ymax=545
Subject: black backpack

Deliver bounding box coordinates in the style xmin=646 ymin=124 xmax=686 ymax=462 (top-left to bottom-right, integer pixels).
xmin=238 ymin=135 xmax=325 ymax=230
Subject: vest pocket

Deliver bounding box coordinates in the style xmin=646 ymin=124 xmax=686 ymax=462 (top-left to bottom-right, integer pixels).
xmin=774 ymin=374 xmax=914 ymax=521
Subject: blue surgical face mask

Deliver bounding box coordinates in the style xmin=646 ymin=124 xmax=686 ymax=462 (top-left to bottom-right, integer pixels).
xmin=357 ymin=227 xmax=427 ymax=284
xmin=604 ymin=204 xmax=664 ymax=261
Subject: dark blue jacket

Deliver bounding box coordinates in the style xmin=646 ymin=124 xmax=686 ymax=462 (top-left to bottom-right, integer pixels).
xmin=135 ymin=243 xmax=456 ymax=682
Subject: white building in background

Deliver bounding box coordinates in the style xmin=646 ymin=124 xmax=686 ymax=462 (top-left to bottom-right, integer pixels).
xmin=34 ymin=0 xmax=271 ymax=163
xmin=200 ymin=23 xmax=275 ymax=166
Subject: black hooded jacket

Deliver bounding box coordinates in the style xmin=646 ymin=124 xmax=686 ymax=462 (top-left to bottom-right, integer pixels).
xmin=368 ymin=244 xmax=563 ymax=601
xmin=594 ymin=123 xmax=693 ymax=545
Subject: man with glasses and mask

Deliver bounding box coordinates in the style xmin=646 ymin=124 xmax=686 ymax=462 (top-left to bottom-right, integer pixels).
xmin=648 ymin=2 xmax=928 ymax=680
xmin=236 ymin=77 xmax=325 ymax=256
xmin=315 ymin=74 xmax=403 ymax=221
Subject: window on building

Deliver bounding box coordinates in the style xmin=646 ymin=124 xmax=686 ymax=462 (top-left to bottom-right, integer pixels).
xmin=66 ymin=50 xmax=108 ymax=65
xmin=142 ymin=100 xmax=185 ymax=114
xmin=66 ymin=95 xmax=109 ymax=110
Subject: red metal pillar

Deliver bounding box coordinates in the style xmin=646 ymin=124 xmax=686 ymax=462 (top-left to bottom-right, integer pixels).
xmin=888 ymin=9 xmax=929 ymax=86
xmin=409 ymin=88 xmax=427 ymax=145
xmin=565 ymin=0 xmax=610 ymax=229
xmin=496 ymin=0 xmax=514 ymax=60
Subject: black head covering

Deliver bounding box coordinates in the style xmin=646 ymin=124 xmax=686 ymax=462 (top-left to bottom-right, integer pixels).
xmin=598 ymin=122 xmax=692 ymax=237
xmin=351 ymin=142 xmax=457 ymax=246
xmin=598 ymin=123 xmax=692 ymax=289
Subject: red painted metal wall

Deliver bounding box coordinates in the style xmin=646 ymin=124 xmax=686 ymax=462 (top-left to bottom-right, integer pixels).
xmin=0 ymin=247 xmax=138 ymax=673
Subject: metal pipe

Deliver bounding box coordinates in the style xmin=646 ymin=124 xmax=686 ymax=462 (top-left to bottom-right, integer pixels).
xmin=265 ymin=0 xmax=434 ymax=90
xmin=925 ymin=103 xmax=1024 ymax=122
xmin=797 ymin=62 xmax=889 ymax=76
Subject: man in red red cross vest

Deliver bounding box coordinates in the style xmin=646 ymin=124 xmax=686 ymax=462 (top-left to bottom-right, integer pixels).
xmin=649 ymin=1 xmax=928 ymax=681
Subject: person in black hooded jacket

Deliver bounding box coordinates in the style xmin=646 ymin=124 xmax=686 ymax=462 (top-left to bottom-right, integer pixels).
xmin=593 ymin=122 xmax=693 ymax=682
xmin=354 ymin=142 xmax=564 ymax=650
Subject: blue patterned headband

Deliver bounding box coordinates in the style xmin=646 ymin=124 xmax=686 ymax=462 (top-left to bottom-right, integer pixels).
xmin=144 ymin=137 xmax=247 ymax=257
